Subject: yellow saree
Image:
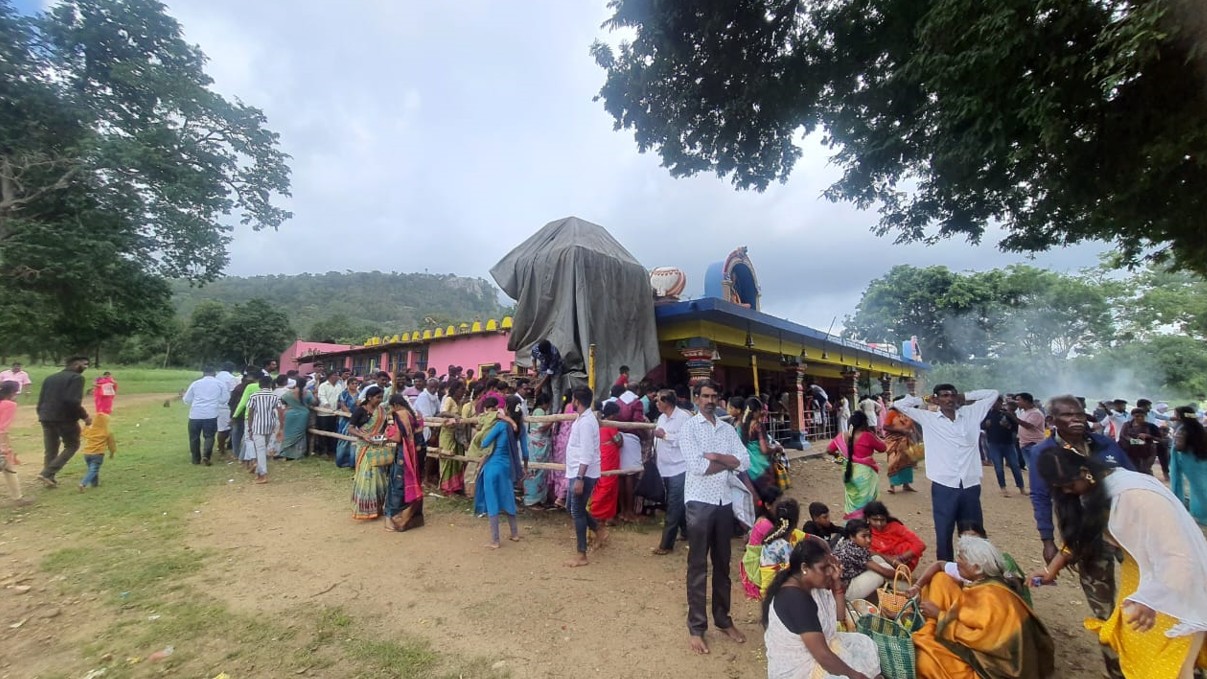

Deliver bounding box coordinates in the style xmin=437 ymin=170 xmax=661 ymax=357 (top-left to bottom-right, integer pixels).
xmin=914 ymin=573 xmax=1055 ymax=679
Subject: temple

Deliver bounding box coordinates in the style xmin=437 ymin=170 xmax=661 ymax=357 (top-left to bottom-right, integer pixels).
xmin=296 ymin=219 xmax=926 ymax=440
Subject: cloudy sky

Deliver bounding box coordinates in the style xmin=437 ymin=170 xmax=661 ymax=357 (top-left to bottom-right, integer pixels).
xmin=23 ymin=0 xmax=1108 ymax=332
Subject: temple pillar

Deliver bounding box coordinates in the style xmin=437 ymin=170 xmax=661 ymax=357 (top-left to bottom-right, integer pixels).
xmin=784 ymin=363 xmax=806 ymax=434
xmin=679 ymin=339 xmax=717 ymax=387
xmin=842 ymin=367 xmax=860 ymax=411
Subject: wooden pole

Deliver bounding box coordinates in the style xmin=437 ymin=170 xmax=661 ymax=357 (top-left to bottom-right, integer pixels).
xmin=751 ymin=353 xmax=760 ymax=396
xmin=588 ymin=343 xmax=597 ymax=392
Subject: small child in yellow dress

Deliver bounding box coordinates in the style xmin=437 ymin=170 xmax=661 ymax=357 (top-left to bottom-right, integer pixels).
xmin=79 ymin=413 xmax=117 ymax=491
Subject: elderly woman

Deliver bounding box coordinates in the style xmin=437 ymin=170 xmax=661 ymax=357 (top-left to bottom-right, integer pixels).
xmin=1032 ymin=449 xmax=1207 ymax=678
xmin=914 ymin=535 xmax=1055 ymax=678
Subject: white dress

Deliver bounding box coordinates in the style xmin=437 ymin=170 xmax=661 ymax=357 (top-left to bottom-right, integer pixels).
xmin=764 ymin=588 xmax=881 ymax=679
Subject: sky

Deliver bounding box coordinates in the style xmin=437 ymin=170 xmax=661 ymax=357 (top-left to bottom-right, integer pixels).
xmin=27 ymin=0 xmax=1108 ymax=333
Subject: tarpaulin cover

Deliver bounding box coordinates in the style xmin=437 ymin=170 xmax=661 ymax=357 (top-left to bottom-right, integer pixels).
xmin=490 ymin=216 xmax=661 ymax=397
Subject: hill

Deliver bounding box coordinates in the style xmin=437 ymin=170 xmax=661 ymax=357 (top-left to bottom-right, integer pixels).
xmin=171 ymin=271 xmax=512 ymax=341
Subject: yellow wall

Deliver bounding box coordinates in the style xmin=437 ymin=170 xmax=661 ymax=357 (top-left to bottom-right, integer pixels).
xmin=657 ymin=320 xmax=917 ymax=379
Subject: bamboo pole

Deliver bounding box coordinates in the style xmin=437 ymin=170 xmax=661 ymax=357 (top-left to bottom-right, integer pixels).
xmin=304 ymin=428 xmax=645 ymax=476
xmin=588 ymin=343 xmax=596 ymax=392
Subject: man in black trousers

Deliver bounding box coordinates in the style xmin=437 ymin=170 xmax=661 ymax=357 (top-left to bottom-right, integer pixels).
xmin=37 ymin=356 xmax=92 ymax=487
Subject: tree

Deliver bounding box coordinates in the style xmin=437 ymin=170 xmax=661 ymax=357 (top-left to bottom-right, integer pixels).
xmin=0 ymin=0 xmax=291 ymax=356
xmin=223 ymin=299 xmax=293 ymax=366
xmin=182 ymin=300 xmax=230 ymax=365
xmin=592 ymin=0 xmax=1207 ymax=271
xmin=307 ymin=314 xmax=375 ymax=345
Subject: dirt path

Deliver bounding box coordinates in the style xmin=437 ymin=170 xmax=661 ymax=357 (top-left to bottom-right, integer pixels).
xmin=185 ymin=456 xmax=1111 ymax=679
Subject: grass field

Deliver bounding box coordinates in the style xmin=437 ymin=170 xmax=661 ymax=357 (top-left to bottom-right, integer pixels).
xmin=8 ymin=363 xmax=202 ymax=397
xmin=1 ymin=368 xmax=508 ymax=679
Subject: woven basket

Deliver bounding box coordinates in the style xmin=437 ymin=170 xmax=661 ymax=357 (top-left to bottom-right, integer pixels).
xmin=877 ymin=564 xmax=913 ymax=616
xmin=855 ymin=597 xmax=919 ymax=679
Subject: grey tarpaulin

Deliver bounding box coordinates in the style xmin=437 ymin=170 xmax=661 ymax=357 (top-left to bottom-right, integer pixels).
xmin=490 ymin=216 xmax=661 ymax=399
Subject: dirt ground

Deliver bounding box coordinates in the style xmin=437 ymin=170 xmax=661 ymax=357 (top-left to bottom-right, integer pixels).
xmin=174 ymin=454 xmax=1110 ymax=679
xmin=1 ymin=390 xmax=1112 ymax=678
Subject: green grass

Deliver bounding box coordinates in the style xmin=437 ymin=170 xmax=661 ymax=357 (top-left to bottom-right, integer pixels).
xmin=4 ymin=371 xmax=509 ymax=679
xmin=11 ymin=363 xmax=202 ymax=396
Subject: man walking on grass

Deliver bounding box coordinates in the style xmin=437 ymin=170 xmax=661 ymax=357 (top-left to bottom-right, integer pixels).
xmin=245 ymin=376 xmax=282 ymax=484
xmin=183 ymin=366 xmax=229 ymax=466
xmin=679 ymin=378 xmax=749 ymax=655
xmin=36 ymin=356 xmax=91 ymax=487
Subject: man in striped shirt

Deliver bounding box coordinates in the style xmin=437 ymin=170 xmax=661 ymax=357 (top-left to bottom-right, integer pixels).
xmin=244 ymin=376 xmax=281 ymax=484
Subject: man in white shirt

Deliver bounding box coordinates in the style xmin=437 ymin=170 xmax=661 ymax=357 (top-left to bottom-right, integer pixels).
xmin=316 ymin=372 xmax=343 ymax=458
xmin=679 ymin=379 xmax=749 ymax=655
xmin=214 ymin=362 xmax=241 ymax=457
xmin=413 ymin=378 xmax=442 ymax=441
xmin=0 ymin=362 xmax=32 ymax=395
xmin=893 ymin=383 xmax=998 ymax=561
xmin=651 ymin=389 xmax=691 ymax=555
xmin=182 ymin=366 xmax=231 ymax=466
xmin=564 ymin=386 xmax=605 ymax=568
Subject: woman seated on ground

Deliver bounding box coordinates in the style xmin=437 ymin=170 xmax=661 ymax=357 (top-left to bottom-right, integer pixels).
xmin=914 ymin=535 xmax=1055 ymax=679
xmin=741 ymin=488 xmax=785 ymax=599
xmin=1032 ymin=448 xmax=1207 ymax=679
xmin=833 ymin=519 xmax=897 ymax=602
xmin=863 ymin=501 xmax=926 ymax=571
xmin=763 ymin=538 xmax=883 ymax=679
xmin=829 ymin=412 xmax=885 ymax=519
xmin=743 ymin=496 xmax=805 ymax=600
xmin=910 ymin=522 xmax=1031 ymax=605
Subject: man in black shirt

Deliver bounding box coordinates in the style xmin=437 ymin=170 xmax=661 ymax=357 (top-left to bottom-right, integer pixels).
xmin=37 ymin=356 xmax=92 ymax=487
xmin=980 ymin=396 xmax=1025 ymax=496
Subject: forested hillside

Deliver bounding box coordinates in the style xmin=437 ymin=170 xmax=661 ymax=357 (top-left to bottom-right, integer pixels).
xmin=172 ymin=272 xmax=511 ymax=342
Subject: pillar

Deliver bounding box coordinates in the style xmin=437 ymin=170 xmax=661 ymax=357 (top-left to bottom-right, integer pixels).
xmin=842 ymin=367 xmax=860 ymax=410
xmin=679 ymin=339 xmax=717 ymax=387
xmin=879 ymin=374 xmax=893 ymax=397
xmin=784 ymin=363 xmax=806 ymax=434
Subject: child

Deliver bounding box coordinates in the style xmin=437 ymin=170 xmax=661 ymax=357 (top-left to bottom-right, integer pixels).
xmin=756 ymin=503 xmax=807 ymax=598
xmin=0 ymin=381 xmax=32 ymax=506
xmin=93 ymin=371 xmax=118 ymax=414
xmin=802 ymin=501 xmax=844 ymax=546
xmin=833 ymin=519 xmax=896 ymax=601
xmin=909 ymin=521 xmax=1031 ymax=604
xmin=741 ymin=495 xmax=802 ymax=599
xmin=79 ymin=412 xmax=117 ymax=490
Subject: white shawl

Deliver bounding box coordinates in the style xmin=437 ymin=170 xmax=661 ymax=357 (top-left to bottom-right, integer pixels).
xmin=1104 ymin=470 xmax=1207 ymax=636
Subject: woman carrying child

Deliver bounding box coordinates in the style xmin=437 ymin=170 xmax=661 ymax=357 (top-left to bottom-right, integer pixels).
xmin=864 ymin=501 xmax=926 ymax=571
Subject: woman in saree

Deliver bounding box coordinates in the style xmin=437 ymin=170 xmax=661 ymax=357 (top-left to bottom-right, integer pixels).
xmin=864 ymin=500 xmax=926 ymax=571
xmin=739 ymin=398 xmax=782 ymax=489
xmin=384 ymin=394 xmax=425 ymax=532
xmin=334 ymin=375 xmax=360 ymax=469
xmin=883 ymin=397 xmax=919 ymax=494
xmin=349 ymin=387 xmax=392 ymax=521
xmin=1032 ymin=447 xmax=1207 ymax=679
xmin=762 ymin=537 xmax=882 ymax=679
xmin=914 ymin=535 xmax=1054 ymax=678
xmin=472 ymin=396 xmax=525 ymax=547
xmin=827 ymin=411 xmax=884 ymax=519
xmin=437 ymin=380 xmax=467 ymax=495
xmin=522 ymin=392 xmax=553 ymax=507
xmin=590 ymin=402 xmax=623 ymax=523
xmin=278 ymin=376 xmax=314 ymax=461
xmin=549 ymin=400 xmax=575 ymax=509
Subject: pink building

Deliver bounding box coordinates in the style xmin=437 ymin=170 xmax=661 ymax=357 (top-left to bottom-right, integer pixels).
xmin=279 ymin=340 xmax=362 ymax=374
xmin=304 ymin=317 xmax=516 ymax=378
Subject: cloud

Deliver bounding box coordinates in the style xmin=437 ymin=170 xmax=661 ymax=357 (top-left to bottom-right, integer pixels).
xmin=165 ymin=0 xmax=1107 ymax=332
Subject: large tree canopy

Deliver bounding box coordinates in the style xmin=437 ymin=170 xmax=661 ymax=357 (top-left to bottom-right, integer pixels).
xmin=592 ymin=0 xmax=1207 ymax=270
xmin=0 ymin=0 xmax=291 ymax=354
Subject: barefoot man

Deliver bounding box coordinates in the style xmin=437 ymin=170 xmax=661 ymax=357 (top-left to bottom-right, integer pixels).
xmin=679 ymin=379 xmax=749 ymax=654
xmin=564 ymin=386 xmax=606 ymax=567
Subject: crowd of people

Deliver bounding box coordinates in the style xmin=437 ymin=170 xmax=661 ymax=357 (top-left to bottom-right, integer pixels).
xmin=5 ymin=352 xmax=1207 ymax=678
